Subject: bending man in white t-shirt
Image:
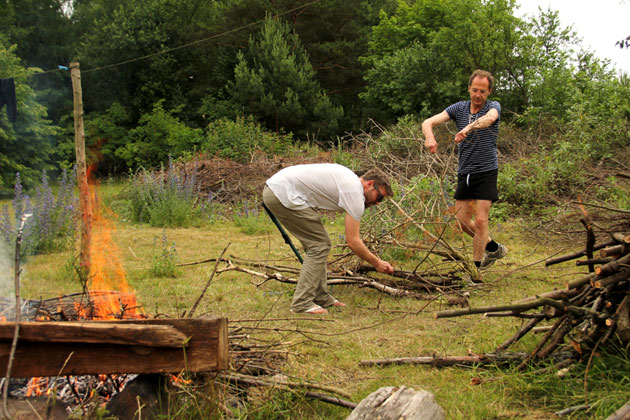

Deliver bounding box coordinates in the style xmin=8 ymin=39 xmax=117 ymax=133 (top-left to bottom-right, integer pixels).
xmin=263 ymin=163 xmax=394 ymax=314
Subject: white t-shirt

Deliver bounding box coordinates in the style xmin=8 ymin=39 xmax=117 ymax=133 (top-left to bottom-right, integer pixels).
xmin=266 ymin=163 xmax=365 ymax=221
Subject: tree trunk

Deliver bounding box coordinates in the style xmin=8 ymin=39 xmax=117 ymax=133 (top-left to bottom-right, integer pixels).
xmin=346 ymin=386 xmax=445 ymax=420
xmin=605 ymin=400 xmax=630 ymax=420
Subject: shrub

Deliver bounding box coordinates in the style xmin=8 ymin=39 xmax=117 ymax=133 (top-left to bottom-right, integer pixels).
xmin=498 ymin=145 xmax=592 ymax=208
xmin=499 ymin=159 xmax=555 ymax=208
xmin=0 ymin=169 xmax=79 ymax=256
xmin=116 ymin=100 xmax=205 ymax=170
xmin=202 ymin=116 xmax=294 ymax=163
xmin=150 ymin=231 xmax=177 ymax=277
xmin=233 ymin=200 xmax=272 ymax=235
xmin=127 ymin=158 xmax=201 ymax=227
xmin=561 ymin=63 xmax=630 ymax=160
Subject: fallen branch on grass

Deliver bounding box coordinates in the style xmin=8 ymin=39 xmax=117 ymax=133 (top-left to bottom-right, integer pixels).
xmin=605 ymin=400 xmax=630 ymax=420
xmin=434 ymin=207 xmax=630 ymax=385
xmin=217 ymin=261 xmax=424 ymax=298
xmin=359 ymin=352 xmax=529 ymax=367
xmin=187 ymin=242 xmax=230 ymax=318
xmin=217 ymin=371 xmax=354 ymax=405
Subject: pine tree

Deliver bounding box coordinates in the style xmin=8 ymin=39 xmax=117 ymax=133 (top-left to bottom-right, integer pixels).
xmin=230 ymin=16 xmax=343 ymax=141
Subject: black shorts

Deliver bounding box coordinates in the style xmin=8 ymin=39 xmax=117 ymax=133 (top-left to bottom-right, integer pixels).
xmin=454 ymin=169 xmax=498 ymax=202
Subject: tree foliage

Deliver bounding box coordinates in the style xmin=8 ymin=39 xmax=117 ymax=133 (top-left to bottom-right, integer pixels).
xmin=361 ymin=0 xmax=527 ymax=121
xmin=0 ymin=0 xmax=627 ymax=192
xmin=0 ymin=0 xmax=74 ymax=124
xmin=0 ymin=37 xmax=57 ymax=191
xmin=230 ymin=16 xmax=343 ymax=140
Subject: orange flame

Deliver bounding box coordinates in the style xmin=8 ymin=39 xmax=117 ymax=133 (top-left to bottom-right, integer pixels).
xmin=171 ymin=374 xmax=193 ymax=387
xmin=26 ymin=377 xmax=49 ymax=397
xmin=80 ymin=165 xmax=144 ymax=320
xmin=577 ymin=196 xmax=589 ymax=219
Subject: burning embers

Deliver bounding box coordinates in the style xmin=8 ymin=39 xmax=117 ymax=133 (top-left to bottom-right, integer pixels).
xmin=16 ymin=374 xmax=135 ymax=404
xmin=0 ymin=175 xmax=149 ymax=412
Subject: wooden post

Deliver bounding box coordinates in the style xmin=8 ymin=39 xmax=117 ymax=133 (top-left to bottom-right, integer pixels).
xmin=70 ymin=62 xmax=91 ymax=270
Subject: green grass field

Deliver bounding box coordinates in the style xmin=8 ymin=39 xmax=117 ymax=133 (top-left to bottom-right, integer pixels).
xmin=8 ymin=182 xmax=630 ymax=420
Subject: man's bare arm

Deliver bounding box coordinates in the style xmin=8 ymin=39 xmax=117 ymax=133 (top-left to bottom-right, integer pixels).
xmin=345 ymin=213 xmax=393 ymax=274
xmin=454 ymin=108 xmax=499 ymax=143
xmin=422 ymin=111 xmax=451 ymax=154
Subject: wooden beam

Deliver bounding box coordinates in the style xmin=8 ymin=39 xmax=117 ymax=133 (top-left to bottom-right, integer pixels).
xmin=0 ymin=321 xmax=188 ymax=348
xmin=0 ymin=318 xmax=228 ymax=377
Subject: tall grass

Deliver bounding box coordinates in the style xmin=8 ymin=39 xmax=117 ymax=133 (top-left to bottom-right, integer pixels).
xmin=127 ymin=158 xmax=203 ymax=227
xmin=233 ymin=200 xmax=272 ymax=235
xmin=0 ymin=169 xmax=78 ymax=256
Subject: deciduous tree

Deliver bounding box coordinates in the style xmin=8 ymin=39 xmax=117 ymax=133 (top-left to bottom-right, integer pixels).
xmin=0 ymin=37 xmax=57 ymax=190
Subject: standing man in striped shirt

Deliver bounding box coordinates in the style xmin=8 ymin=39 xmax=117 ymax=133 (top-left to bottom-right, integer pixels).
xmin=422 ymin=69 xmax=507 ymax=273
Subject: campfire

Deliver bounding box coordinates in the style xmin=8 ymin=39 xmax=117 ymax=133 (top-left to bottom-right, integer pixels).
xmin=0 ymin=176 xmax=227 ymax=418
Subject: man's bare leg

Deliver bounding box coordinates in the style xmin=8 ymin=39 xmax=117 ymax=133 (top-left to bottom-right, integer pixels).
xmin=473 ymin=200 xmax=492 ymax=262
xmin=454 ymin=199 xmax=476 ymax=238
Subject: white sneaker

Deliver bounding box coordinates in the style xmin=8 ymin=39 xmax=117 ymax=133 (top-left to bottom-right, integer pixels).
xmin=462 ymin=270 xmax=483 ymax=285
xmin=480 ymin=243 xmax=508 ymax=269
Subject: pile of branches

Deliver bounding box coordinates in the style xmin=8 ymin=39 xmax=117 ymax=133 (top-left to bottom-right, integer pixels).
xmin=433 ymin=204 xmax=630 ymax=364
xmin=215 ymin=317 xmax=357 ymax=411
xmin=358 ymin=203 xmax=630 ymax=418
xmin=177 ymin=154 xmax=330 ymax=206
xmin=179 ymin=254 xmax=472 ymax=308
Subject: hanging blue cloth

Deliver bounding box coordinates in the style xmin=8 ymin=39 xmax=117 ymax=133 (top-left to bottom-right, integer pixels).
xmin=0 ymin=78 xmax=17 ymax=122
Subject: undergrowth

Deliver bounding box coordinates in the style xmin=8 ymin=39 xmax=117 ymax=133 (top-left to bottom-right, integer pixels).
xmin=127 ymin=159 xmax=199 ymax=227
xmin=0 ymin=169 xmax=78 ymax=257
xmin=485 ymin=343 xmax=630 ymax=419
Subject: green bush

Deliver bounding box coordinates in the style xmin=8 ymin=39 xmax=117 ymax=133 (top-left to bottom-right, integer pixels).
xmin=117 ymin=100 xmax=205 ymax=170
xmin=562 ymin=64 xmax=630 ymax=160
xmin=150 ymin=231 xmax=177 ymax=277
xmin=233 ymin=200 xmax=272 ymax=235
xmin=499 ymin=158 xmax=556 ymax=207
xmin=127 ymin=159 xmax=201 ymax=227
xmin=498 ymin=143 xmax=594 ymax=208
xmin=202 ymin=116 xmax=294 ymax=163
xmin=595 ymin=177 xmax=630 ymax=209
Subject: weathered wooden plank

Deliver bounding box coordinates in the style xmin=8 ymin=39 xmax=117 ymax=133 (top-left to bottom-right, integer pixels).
xmin=0 ymin=321 xmax=188 ymax=348
xmin=0 ymin=318 xmax=228 ymax=377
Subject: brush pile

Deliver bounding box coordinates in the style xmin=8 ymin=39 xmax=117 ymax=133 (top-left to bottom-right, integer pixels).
xmin=434 ymin=203 xmax=630 ymax=367
xmin=178 ymin=154 xmax=330 ymax=205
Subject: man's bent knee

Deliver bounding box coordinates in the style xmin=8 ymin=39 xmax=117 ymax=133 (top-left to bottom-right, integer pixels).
xmin=306 ymin=241 xmax=331 ymax=258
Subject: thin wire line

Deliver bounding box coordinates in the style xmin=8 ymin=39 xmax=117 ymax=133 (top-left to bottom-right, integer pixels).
xmin=78 ymin=0 xmax=321 ymax=74
xmin=34 ymin=67 xmax=66 ymax=76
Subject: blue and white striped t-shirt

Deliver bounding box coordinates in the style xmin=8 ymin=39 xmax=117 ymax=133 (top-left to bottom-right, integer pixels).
xmin=445 ymin=100 xmax=501 ymax=175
